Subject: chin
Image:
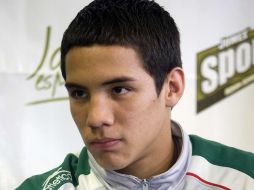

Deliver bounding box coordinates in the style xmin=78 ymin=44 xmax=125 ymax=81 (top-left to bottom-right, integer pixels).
xmin=97 ymin=158 xmax=128 ymax=171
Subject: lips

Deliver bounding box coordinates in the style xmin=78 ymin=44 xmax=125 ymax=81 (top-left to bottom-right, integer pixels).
xmin=89 ymin=138 xmax=121 ymax=150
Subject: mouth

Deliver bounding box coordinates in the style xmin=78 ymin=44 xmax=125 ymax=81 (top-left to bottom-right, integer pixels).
xmin=89 ymin=138 xmax=122 ymax=150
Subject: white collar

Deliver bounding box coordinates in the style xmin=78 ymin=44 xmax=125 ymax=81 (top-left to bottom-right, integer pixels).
xmin=88 ymin=120 xmax=192 ymax=190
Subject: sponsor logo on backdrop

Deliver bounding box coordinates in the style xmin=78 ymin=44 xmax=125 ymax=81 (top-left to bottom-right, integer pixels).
xmin=197 ymin=27 xmax=254 ymax=113
xmin=26 ymin=26 xmax=67 ymax=105
xmin=42 ymin=167 xmax=72 ymax=190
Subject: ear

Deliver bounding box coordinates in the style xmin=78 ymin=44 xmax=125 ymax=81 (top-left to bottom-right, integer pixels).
xmin=164 ymin=67 xmax=185 ymax=108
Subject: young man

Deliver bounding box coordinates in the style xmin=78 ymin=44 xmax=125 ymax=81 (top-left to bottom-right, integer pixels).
xmin=17 ymin=0 xmax=254 ymax=189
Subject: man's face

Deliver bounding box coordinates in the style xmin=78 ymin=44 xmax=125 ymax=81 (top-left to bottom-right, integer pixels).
xmin=65 ymin=45 xmax=171 ymax=172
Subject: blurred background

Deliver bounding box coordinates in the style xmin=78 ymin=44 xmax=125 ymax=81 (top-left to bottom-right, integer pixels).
xmin=0 ymin=0 xmax=254 ymax=189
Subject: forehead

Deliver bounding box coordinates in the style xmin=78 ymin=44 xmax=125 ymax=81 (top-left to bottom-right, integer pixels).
xmin=66 ymin=46 xmax=145 ymax=75
xmin=66 ymin=45 xmax=143 ymax=66
xmin=65 ymin=45 xmax=150 ymax=83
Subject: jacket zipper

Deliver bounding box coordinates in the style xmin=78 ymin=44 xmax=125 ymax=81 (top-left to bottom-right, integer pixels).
xmin=141 ymin=179 xmax=149 ymax=190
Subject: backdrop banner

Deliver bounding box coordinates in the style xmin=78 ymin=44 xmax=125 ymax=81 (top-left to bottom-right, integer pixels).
xmin=0 ymin=0 xmax=253 ymax=189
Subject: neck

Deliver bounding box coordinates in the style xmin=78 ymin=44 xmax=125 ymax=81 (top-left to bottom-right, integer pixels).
xmin=117 ymin=121 xmax=176 ymax=179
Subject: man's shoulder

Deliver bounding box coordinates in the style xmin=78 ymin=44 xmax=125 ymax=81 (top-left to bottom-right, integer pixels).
xmin=189 ymin=135 xmax=254 ymax=179
xmin=16 ymin=148 xmax=91 ymax=190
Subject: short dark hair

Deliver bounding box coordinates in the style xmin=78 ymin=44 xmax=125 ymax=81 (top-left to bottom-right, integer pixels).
xmin=61 ymin=0 xmax=182 ymax=94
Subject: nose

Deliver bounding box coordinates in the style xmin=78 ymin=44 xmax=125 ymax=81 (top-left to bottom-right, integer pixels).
xmin=86 ymin=95 xmax=114 ymax=128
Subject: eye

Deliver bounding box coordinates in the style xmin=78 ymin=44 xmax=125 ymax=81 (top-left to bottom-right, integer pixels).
xmin=69 ymin=89 xmax=88 ymax=100
xmin=112 ymin=86 xmax=130 ymax=95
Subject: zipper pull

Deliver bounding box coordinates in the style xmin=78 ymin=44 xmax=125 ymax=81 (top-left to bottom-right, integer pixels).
xmin=141 ymin=179 xmax=149 ymax=190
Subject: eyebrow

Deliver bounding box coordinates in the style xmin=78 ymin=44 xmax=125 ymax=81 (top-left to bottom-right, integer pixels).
xmin=102 ymin=76 xmax=136 ymax=85
xmin=65 ymin=76 xmax=136 ymax=89
xmin=65 ymin=83 xmax=85 ymax=90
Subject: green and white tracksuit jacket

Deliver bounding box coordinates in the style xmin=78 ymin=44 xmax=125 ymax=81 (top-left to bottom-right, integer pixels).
xmin=16 ymin=122 xmax=254 ymax=190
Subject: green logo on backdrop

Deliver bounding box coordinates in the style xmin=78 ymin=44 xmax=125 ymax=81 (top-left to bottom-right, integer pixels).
xmin=26 ymin=26 xmax=67 ymax=105
xmin=197 ymin=27 xmax=254 ymax=113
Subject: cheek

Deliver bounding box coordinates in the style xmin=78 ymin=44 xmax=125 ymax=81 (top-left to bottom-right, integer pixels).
xmin=70 ymin=104 xmax=85 ymax=129
xmin=121 ymin=98 xmax=160 ymax=119
xmin=117 ymin=100 xmax=158 ymax=132
xmin=70 ymin=105 xmax=91 ymax=143
xmin=123 ymin=99 xmax=165 ymax=136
